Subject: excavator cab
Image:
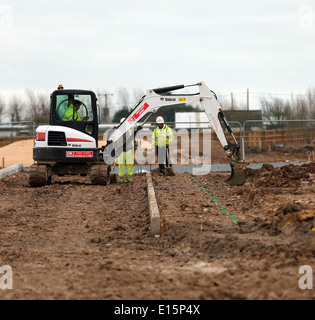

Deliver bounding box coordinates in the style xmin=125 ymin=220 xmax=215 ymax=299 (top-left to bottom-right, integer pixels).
xmin=50 ymin=87 xmax=99 ymax=146
xmin=30 ymin=86 xmax=111 ymax=187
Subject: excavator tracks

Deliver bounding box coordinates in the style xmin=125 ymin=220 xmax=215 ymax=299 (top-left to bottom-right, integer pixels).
xmin=29 ymin=163 xmax=112 ymax=187
xmin=29 ymin=164 xmax=51 ymax=187
xmin=89 ymin=164 xmax=111 ymax=185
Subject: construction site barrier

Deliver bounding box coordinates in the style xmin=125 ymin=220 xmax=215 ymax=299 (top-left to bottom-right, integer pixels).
xmin=1 ymin=119 xmax=315 ymax=163
xmin=0 ymin=121 xmax=35 ymax=148
xmin=146 ymin=172 xmax=161 ymax=237
xmin=242 ymin=120 xmax=315 ymax=160
xmin=0 ymin=163 xmax=24 ymax=180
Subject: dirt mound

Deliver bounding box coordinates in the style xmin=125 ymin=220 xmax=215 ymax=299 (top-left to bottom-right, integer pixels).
xmin=245 ymin=163 xmax=314 ymax=188
xmin=269 ymin=200 xmax=314 ymax=237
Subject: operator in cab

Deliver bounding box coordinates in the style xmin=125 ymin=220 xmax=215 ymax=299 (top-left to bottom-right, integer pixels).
xmin=61 ymin=99 xmax=89 ymax=121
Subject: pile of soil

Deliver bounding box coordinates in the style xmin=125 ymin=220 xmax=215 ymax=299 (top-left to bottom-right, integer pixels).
xmin=245 ymin=163 xmax=315 ymax=188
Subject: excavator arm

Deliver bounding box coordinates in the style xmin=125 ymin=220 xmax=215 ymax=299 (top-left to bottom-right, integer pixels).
xmin=103 ymin=81 xmax=246 ymax=186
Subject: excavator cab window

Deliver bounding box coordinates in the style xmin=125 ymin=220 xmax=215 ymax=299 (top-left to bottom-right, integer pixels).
xmin=55 ymin=94 xmax=94 ymax=122
xmin=50 ymin=89 xmax=99 ymax=145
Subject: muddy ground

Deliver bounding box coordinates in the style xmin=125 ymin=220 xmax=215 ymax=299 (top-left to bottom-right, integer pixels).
xmin=0 ymin=164 xmax=315 ymax=300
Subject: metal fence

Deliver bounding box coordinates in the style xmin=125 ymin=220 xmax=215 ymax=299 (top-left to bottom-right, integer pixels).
xmin=0 ymin=121 xmax=35 ymax=148
xmin=241 ymin=120 xmax=315 ymax=162
xmin=1 ymin=119 xmax=315 ymax=165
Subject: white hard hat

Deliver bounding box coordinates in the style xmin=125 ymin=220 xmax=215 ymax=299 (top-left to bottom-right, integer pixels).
xmin=156 ymin=116 xmax=164 ymax=124
xmin=120 ymin=118 xmax=126 ymax=124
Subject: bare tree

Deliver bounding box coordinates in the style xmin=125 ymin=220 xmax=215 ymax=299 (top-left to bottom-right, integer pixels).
xmin=116 ymin=87 xmax=130 ymax=109
xmin=37 ymin=92 xmax=50 ymax=117
xmin=25 ymin=89 xmax=50 ymax=120
xmin=8 ymin=95 xmax=23 ymax=122
xmin=261 ymin=97 xmax=288 ymax=120
xmin=216 ymin=93 xmax=231 ymax=110
xmin=25 ymin=89 xmax=39 ymax=119
xmin=216 ymin=93 xmax=245 ymax=110
xmin=284 ymin=101 xmax=294 ymax=120
xmin=132 ymin=87 xmax=145 ymax=105
xmin=294 ymin=95 xmax=309 ymax=119
xmin=0 ymin=94 xmax=5 ymax=123
xmin=307 ymin=87 xmax=315 ymax=119
xmin=260 ymin=97 xmax=290 ymax=129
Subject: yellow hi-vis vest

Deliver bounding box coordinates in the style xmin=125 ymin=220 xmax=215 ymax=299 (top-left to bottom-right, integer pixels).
xmin=152 ymin=124 xmax=174 ymax=148
xmin=61 ymin=105 xmax=83 ymax=121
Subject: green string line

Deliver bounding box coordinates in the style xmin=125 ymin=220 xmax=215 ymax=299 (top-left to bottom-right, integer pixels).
xmin=191 ymin=176 xmax=238 ymax=225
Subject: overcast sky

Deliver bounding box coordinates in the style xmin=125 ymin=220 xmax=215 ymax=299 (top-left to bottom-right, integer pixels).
xmin=0 ymin=0 xmax=314 ymax=108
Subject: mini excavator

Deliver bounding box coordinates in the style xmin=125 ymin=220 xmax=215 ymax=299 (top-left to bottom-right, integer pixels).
xmin=30 ymin=82 xmax=246 ymax=187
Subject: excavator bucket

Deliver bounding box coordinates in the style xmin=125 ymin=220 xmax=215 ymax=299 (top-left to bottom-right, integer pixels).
xmin=226 ymin=160 xmax=247 ymax=186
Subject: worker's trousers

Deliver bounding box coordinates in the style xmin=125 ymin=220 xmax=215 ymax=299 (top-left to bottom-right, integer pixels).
xmin=118 ymin=149 xmax=134 ymax=179
xmin=156 ymin=146 xmax=171 ymax=170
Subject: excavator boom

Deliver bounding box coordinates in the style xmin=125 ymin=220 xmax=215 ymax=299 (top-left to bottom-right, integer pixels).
xmin=103 ymin=81 xmax=246 ymax=186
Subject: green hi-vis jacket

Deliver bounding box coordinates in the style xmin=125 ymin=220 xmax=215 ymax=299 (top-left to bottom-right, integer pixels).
xmin=152 ymin=124 xmax=174 ymax=148
xmin=61 ymin=105 xmax=84 ymax=121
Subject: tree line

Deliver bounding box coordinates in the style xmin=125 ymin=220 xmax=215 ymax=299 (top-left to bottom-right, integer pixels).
xmin=0 ymin=89 xmax=50 ymax=124
xmin=1 ymin=87 xmax=315 ymax=125
xmin=217 ymin=87 xmax=315 ymax=121
xmin=0 ymin=87 xmax=144 ymax=124
xmin=260 ymin=88 xmax=315 ymax=121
